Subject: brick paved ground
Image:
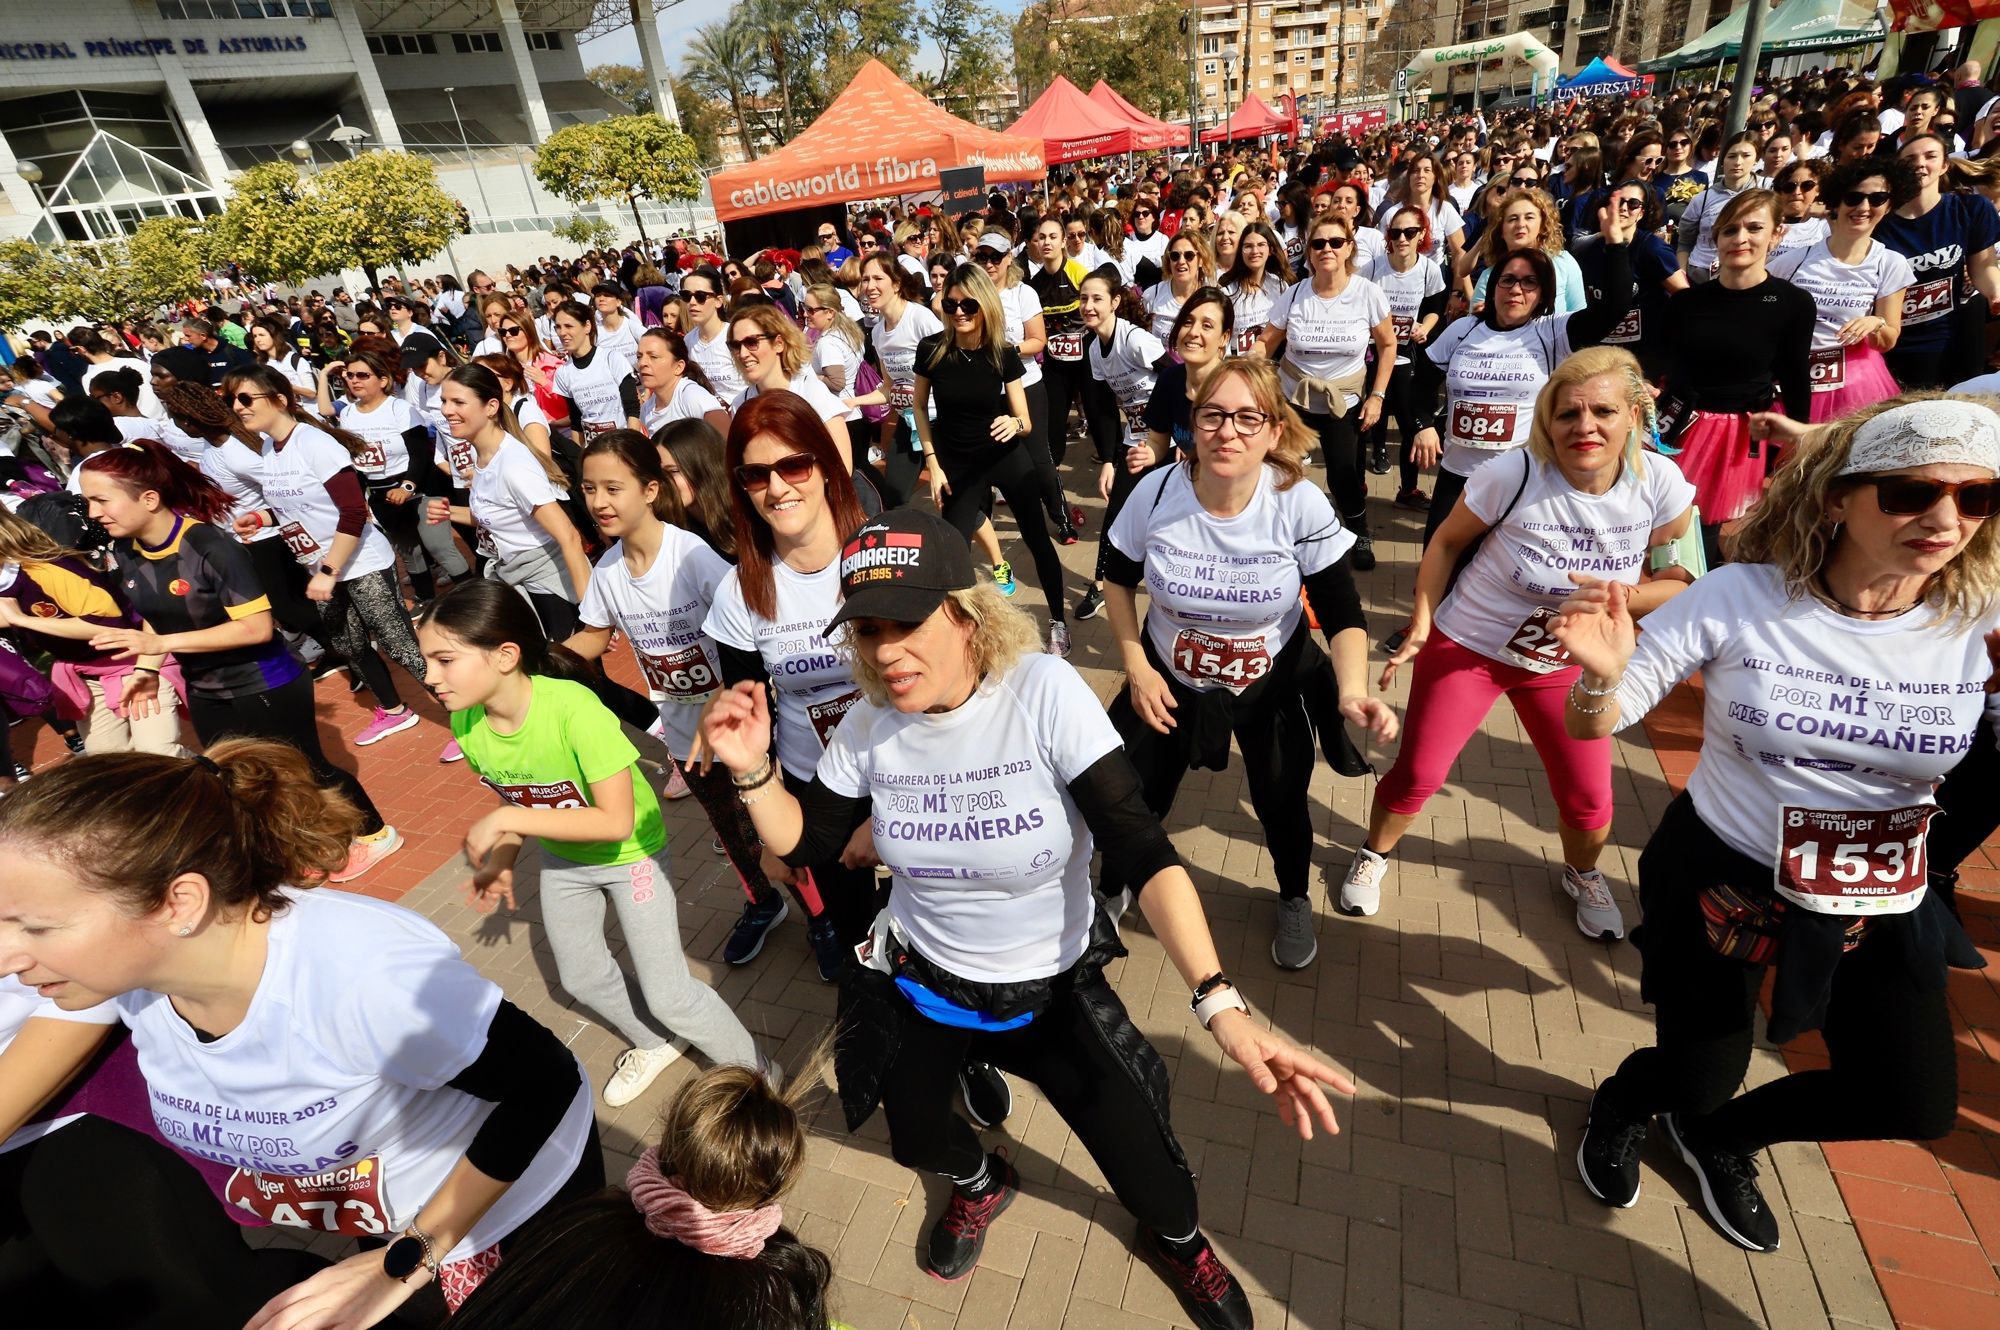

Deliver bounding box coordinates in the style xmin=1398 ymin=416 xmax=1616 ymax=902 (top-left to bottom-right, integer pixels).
xmin=23 ymin=456 xmax=1997 ymax=1328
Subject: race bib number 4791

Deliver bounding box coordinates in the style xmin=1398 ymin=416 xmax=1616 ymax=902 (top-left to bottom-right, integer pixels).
xmin=1775 ymin=804 xmax=1933 ymax=915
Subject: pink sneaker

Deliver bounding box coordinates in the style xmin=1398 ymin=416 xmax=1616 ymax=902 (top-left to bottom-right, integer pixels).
xmin=330 ymin=826 xmax=403 ymax=883
xmin=440 ymin=739 xmax=465 ymax=763
xmin=663 ymin=763 xmax=691 ymax=800
xmin=355 ymin=707 xmax=420 ymax=746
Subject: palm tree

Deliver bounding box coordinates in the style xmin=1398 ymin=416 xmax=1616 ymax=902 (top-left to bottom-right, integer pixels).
xmin=741 ymin=0 xmax=801 ymax=144
xmin=685 ymin=19 xmax=761 ymax=160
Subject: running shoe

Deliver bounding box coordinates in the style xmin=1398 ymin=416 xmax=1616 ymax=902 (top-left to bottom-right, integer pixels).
xmin=958 ymin=1062 xmax=1013 ymax=1128
xmin=1338 ymin=847 xmax=1387 ymax=917
xmin=59 ymin=729 xmax=85 ymax=757
xmin=1575 ymin=1086 xmax=1647 ymax=1208
xmin=1055 ymin=516 xmax=1081 ymax=546
xmin=711 ymin=834 xmax=726 ymax=855
xmin=924 ymin=1153 xmax=1018 ymax=1281
xmin=663 ymin=763 xmax=692 ymax=800
xmin=1394 ymin=487 xmax=1431 ymax=511
xmin=1048 ymin=621 xmax=1072 ymax=659
xmin=1661 ymin=1113 xmax=1781 ymax=1252
xmin=330 ymin=826 xmax=403 ymax=883
xmin=1271 ymin=894 xmax=1318 ymax=969
xmin=992 ymin=560 xmax=1017 ymax=597
xmin=1075 ymin=587 xmax=1105 ymax=620
xmin=1350 ymin=531 xmax=1377 ymax=572
xmin=1368 ymin=439 xmax=1392 ymax=474
xmin=1139 ymin=1230 xmax=1253 ymax=1330
xmin=1068 ymin=503 xmax=1087 ymax=534
xmin=806 ymin=914 xmax=847 ymax=983
xmin=723 ymin=895 xmax=788 ymax=965
xmin=311 ymin=656 xmax=347 ymax=682
xmin=439 ymin=739 xmax=464 ymax=763
xmin=355 ymin=706 xmax=420 ymax=746
xmin=603 ymin=1040 xmax=685 ymax=1108
xmin=8 ymin=760 xmax=30 ymax=782
xmin=348 ymin=670 xmax=367 ymax=693
xmin=1563 ymin=865 xmax=1626 ymax=941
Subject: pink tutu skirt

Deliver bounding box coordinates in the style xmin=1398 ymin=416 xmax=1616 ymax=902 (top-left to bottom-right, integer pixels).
xmin=1673 ymin=411 xmax=1768 ymax=524
xmin=1807 ymin=343 xmax=1900 ymax=424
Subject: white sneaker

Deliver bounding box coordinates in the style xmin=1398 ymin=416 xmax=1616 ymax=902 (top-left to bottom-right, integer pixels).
xmin=1564 ymin=865 xmax=1626 ymax=941
xmin=1048 ymin=621 xmax=1072 ymax=659
xmin=603 ymin=1040 xmax=685 ymax=1107
xmin=1339 ymin=848 xmax=1387 ymax=917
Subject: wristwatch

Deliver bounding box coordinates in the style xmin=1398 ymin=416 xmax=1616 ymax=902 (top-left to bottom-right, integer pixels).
xmin=382 ymin=1225 xmax=439 ymax=1283
xmin=1191 ymin=972 xmax=1249 ymax=1029
xmin=316 ymin=563 xmax=340 ymax=579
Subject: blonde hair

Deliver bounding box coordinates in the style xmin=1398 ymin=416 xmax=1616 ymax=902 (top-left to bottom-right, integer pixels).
xmin=841 ymin=581 xmax=1042 ymax=706
xmin=1186 ymin=358 xmax=1310 ymax=490
xmin=0 ymin=506 xmax=84 ymax=566
xmin=1479 ymin=187 xmax=1566 ymax=270
xmin=925 ymin=262 xmax=1009 ymax=377
xmin=656 ymin=1059 xmax=823 ymax=1213
xmin=1727 ymin=391 xmax=2000 ymax=621
xmin=1525 ymin=346 xmax=1652 ymax=481
xmin=802 ymin=283 xmax=864 ymax=358
xmin=729 ymin=304 xmax=809 ymax=380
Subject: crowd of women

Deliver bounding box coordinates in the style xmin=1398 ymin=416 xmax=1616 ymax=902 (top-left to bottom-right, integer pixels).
xmin=0 ymin=64 xmax=1996 ymax=1330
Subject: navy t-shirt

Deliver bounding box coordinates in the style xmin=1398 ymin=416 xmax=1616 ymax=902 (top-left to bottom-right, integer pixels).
xmin=1875 ymin=193 xmax=2000 ymax=354
xmin=1572 ymin=230 xmax=1680 ymax=364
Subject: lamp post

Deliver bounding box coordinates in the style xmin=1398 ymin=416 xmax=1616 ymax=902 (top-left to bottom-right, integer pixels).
xmin=442 ymin=86 xmax=494 ymax=224
xmin=1187 ymin=0 xmax=1201 ymax=154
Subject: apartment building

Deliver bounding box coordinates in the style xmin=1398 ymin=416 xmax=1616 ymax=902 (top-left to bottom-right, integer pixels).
xmin=1191 ymin=0 xmax=1389 ymax=128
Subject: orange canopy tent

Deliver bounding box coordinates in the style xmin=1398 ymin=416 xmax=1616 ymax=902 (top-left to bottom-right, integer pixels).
xmin=710 ymin=60 xmax=1046 ymax=223
xmin=1200 ymin=94 xmax=1297 ymax=144
xmin=1086 ymin=80 xmax=1187 ymax=152
xmin=1008 ymin=75 xmax=1136 ymax=162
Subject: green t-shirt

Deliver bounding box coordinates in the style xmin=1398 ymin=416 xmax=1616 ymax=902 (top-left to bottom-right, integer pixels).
xmin=451 ymin=675 xmax=665 ymax=866
xmin=218 ymin=321 xmax=248 ymax=348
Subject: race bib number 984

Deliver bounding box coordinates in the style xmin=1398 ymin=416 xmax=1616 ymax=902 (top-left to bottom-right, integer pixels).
xmin=1449 ymin=400 xmax=1518 ymax=447
xmin=1775 ymin=804 xmax=1933 ymax=915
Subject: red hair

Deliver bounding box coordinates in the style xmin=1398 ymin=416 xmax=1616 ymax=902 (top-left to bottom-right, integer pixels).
xmin=81 ymin=438 xmax=233 ymax=523
xmin=725 ymin=391 xmax=865 ymax=622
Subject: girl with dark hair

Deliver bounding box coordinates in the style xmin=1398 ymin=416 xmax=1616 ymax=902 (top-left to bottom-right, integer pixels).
xmin=636 ymin=327 xmax=730 ymax=437
xmin=0 ymin=741 xmax=601 ymax=1318
xmin=1025 ymin=215 xmax=1097 ymax=486
xmin=1770 ymin=159 xmax=1831 ymax=255
xmin=849 ymin=250 xmax=944 ymax=507
xmin=322 ymin=345 xmax=461 ymax=605
xmin=653 ymin=418 xmax=738 ymax=559
xmin=1136 ymin=285 xmax=1234 ymax=467
xmin=76 ymin=440 xmax=401 ymax=880
xmin=1877 ymin=132 xmax=2000 ymax=389
xmin=551 ymin=304 xmax=642 ymax=443
xmin=1678 ymin=130 xmax=1761 ymax=280
xmin=419 ymin=581 xmax=760 ymax=1109
xmin=449 ymin=1063 xmax=833 ymax=1330
xmin=1218 ymin=220 xmax=1291 ymax=354
xmin=1568 ymin=178 xmax=1692 ymax=383
xmin=47 ymin=397 xmax=123 ymax=490
xmin=249 ymin=315 xmax=313 ymax=391
xmin=220 ymin=363 xmax=435 ymax=749
xmin=1380 ymin=152 xmax=1465 ymax=262
xmin=682 ymin=266 xmax=746 ymax=400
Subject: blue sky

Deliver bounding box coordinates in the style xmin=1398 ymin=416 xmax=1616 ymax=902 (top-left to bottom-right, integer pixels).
xmin=578 ymin=0 xmax=1033 ymax=79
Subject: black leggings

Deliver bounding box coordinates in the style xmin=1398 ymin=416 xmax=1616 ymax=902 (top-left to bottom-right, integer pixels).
xmin=1368 ymin=360 xmax=1424 ymax=493
xmin=366 ymin=481 xmax=434 ymax=600
xmin=1927 ymin=714 xmax=1999 ymax=915
xmin=1422 ymin=468 xmax=1470 ymax=547
xmin=242 ymin=536 xmax=336 ymax=654
xmin=940 ymin=445 xmax=1068 ymax=625
xmin=1300 ymin=406 xmax=1368 ymax=530
xmin=1596 ymin=796 xmax=1958 ymax=1155
xmin=1020 ymin=376 xmax=1067 ymax=527
xmin=1094 ymin=454 xmax=1171 ymax=583
xmin=318 ymin=567 xmax=429 ymax=712
xmin=1039 ymin=355 xmax=1089 ymax=467
xmin=0 ymin=1117 xmax=325 ymax=1330
xmin=1107 ymin=642 xmax=1321 ymax=900
xmin=671 ymin=753 xmax=779 ymax=909
xmin=783 ymin=770 xmax=880 ymax=945
xmin=188 ymin=674 xmax=387 ymax=835
xmin=878 ymin=987 xmax=1198 ymax=1237
xmin=862 ymin=415 xmax=924 ymax=509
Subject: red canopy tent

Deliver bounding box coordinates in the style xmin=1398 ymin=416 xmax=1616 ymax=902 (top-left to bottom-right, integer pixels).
xmin=709 ymin=60 xmax=1045 ymax=223
xmin=1007 ymin=75 xmax=1135 ymax=163
xmin=1086 ymin=80 xmax=1187 ymax=152
xmin=1200 ymin=94 xmax=1297 ymax=144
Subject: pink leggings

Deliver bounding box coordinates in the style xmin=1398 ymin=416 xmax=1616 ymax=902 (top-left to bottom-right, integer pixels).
xmin=1375 ymin=632 xmax=1614 ymax=830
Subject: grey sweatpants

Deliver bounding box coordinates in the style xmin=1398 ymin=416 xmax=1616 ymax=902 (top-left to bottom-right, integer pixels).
xmin=534 ymin=848 xmax=758 ymax=1068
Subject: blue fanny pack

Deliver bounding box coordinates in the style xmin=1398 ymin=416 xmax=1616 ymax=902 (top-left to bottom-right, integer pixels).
xmin=894 ymin=975 xmax=1037 ymax=1032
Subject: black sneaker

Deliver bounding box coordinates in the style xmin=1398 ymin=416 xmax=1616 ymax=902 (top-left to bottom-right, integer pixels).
xmin=1575 ymin=1087 xmax=1647 ymax=1209
xmin=924 ymin=1153 xmax=1018 ymax=1281
xmin=1661 ymin=1113 xmax=1781 ymax=1252
xmin=958 ymin=1062 xmax=1012 ymax=1128
xmin=1394 ymin=487 xmax=1431 ymax=511
xmin=311 ymin=656 xmax=346 ymax=682
xmin=722 ymin=895 xmax=787 ymax=966
xmin=1368 ymin=439 xmax=1391 ymax=474
xmin=1350 ymin=532 xmax=1377 ymax=572
xmin=1140 ymin=1230 xmax=1253 ymax=1330
xmin=806 ymin=915 xmax=847 ymax=983
xmin=1055 ymin=519 xmax=1080 ymax=546
xmin=59 ymin=729 xmax=85 ymax=757
xmin=1075 ymin=587 xmax=1105 ymax=620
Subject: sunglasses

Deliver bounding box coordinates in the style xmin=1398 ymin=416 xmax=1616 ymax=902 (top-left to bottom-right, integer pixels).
xmin=686 ymin=290 xmax=718 ymax=303
xmin=1386 ymin=227 xmax=1423 ymax=241
xmin=1636 ymin=156 xmax=1663 ymax=167
xmin=1168 ymin=249 xmax=1199 ymax=262
xmin=1863 ymin=475 xmax=2000 ymax=519
xmin=1510 ymin=175 xmax=1540 ymax=187
xmin=1667 ymin=137 xmax=1692 ymax=148
xmin=1613 ymin=196 xmax=1647 ymax=211
xmin=230 ymin=392 xmax=273 ymax=407
xmin=818 ymin=231 xmax=839 ymax=241
xmin=1841 ymin=190 xmax=1892 ymax=208
xmin=974 ymin=248 xmax=1006 ymax=263
xmin=1309 ymin=236 xmax=1351 ymax=251
xmin=734 ymin=452 xmax=817 ymax=491
xmin=1752 ymin=120 xmax=1777 ymax=131
xmin=726 ymin=332 xmax=773 ymax=353
xmin=1065 ymin=230 xmax=1088 ymax=240
xmin=499 ymin=324 xmax=524 ymax=336
xmin=1134 ymin=209 xmax=1155 ymax=218
xmin=1776 ymin=179 xmax=1818 ymax=193
xmin=944 ymin=298 xmax=984 ymax=317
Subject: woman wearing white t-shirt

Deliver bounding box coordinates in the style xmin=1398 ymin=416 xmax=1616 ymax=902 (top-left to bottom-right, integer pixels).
xmin=802 ymin=282 xmax=868 ymax=456
xmin=1766 ymin=156 xmax=1916 ymax=423
xmin=250 ymin=316 xmax=316 ymax=392
xmin=1218 ymin=221 xmax=1290 ymax=356
xmin=1678 ymin=130 xmax=1759 ymax=279
xmin=1141 ymin=232 xmax=1214 ymax=342
xmin=0 ymin=743 xmax=601 ymax=1321
xmin=1106 ymin=359 xmax=1397 ymax=970
xmin=725 ymin=305 xmax=850 ymax=450
xmin=1559 ymin=396 xmax=1993 ymax=1255
xmin=551 ymin=304 xmax=641 ymax=445
xmin=1080 ymin=269 xmax=1170 ymax=622
xmin=1357 ymin=348 xmax=1695 ymax=939
xmin=1364 ymin=206 xmax=1451 ymax=510
xmin=428 ymin=365 xmax=592 ymax=646
xmin=680 ymin=267 xmax=746 ymax=403
xmin=223 ymin=366 xmax=433 ymax=749
xmin=1378 ymin=152 xmax=1466 ymax=264
xmin=326 ymin=346 xmax=458 ymax=605
xmin=1770 ymin=159 xmax=1832 ymax=255
xmin=635 ymin=327 xmax=730 ymax=439
xmin=1258 ymin=214 xmax=1397 ymax=572
xmin=848 ymin=251 xmax=944 ymax=507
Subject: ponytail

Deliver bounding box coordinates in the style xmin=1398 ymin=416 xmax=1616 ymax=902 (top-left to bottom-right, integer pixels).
xmin=417 ymin=580 xmax=596 ymax=686
xmin=80 ymin=438 xmax=234 ymax=523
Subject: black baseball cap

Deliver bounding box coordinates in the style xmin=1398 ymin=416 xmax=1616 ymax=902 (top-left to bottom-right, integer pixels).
xmin=398 ymin=332 xmax=446 ymax=369
xmin=823 ymin=507 xmax=975 ymax=636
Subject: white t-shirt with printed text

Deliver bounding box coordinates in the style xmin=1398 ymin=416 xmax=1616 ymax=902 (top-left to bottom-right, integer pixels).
xmin=259 ymin=422 xmax=396 ymax=579
xmin=579 ymin=527 xmax=731 ymax=756
xmin=703 ymin=558 xmax=858 ymax=777
xmin=1267 ymin=277 xmax=1391 ymax=404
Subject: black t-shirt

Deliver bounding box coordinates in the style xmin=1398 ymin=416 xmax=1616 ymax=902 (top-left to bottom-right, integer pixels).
xmin=914 ymin=335 xmax=1024 ymax=462
xmin=1142 ymin=360 xmax=1194 ymax=457
xmin=111 ymin=518 xmax=301 ymax=699
xmin=201 ymin=342 xmax=253 ymax=387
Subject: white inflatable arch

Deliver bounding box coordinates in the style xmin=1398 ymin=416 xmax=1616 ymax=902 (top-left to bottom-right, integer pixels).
xmin=1402 ymin=33 xmax=1562 ymax=82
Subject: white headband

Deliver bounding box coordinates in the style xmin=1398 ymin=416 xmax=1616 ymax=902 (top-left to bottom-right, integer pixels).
xmin=1839 ymin=400 xmax=2000 ymax=477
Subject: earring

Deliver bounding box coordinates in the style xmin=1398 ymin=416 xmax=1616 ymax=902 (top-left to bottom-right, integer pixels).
xmin=176 ymin=925 xmax=193 ymax=937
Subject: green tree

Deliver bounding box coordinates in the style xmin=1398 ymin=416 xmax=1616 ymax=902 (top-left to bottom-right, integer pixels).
xmin=314 ymin=150 xmax=460 ymax=288
xmin=0 ymin=240 xmax=63 ymax=330
xmin=922 ymin=0 xmax=1007 ymax=116
xmin=587 ymin=62 xmax=653 ymax=114
xmin=212 ymin=160 xmax=346 ymax=287
xmin=123 ymin=217 xmax=219 ymax=311
xmin=685 ymin=19 xmax=762 ymax=161
xmin=742 ymin=0 xmax=802 ymax=143
xmin=1014 ymin=0 xmax=1189 ymax=124
xmin=533 ymin=115 xmax=703 ymax=249
xmin=551 ymin=214 xmax=620 ymax=249
xmin=48 ymin=244 xmax=150 ymax=324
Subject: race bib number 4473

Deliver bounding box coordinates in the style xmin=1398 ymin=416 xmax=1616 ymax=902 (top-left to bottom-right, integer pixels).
xmin=1775 ymin=804 xmax=1933 ymax=915
xmin=226 ymin=1157 xmax=388 ymax=1235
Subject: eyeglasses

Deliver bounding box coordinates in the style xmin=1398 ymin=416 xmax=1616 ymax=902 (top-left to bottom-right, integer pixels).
xmin=342 ymin=370 xmax=376 ymax=382
xmin=1495 ymin=274 xmax=1542 ymax=290
xmin=686 ymin=290 xmax=718 ymax=304
xmin=942 ymin=298 xmax=982 ymax=317
xmin=1865 ymin=475 xmax=2000 ymax=519
xmin=1386 ymin=227 xmax=1423 ymax=241
xmin=1194 ymin=406 xmax=1271 ymax=434
xmin=733 ymin=452 xmax=818 ymax=491
xmin=726 ymin=332 xmax=773 ymax=353
xmin=1841 ymin=190 xmax=1892 ymax=209
xmin=230 ymin=392 xmax=273 ymax=407
xmin=1776 ymin=179 xmax=1818 ymax=193
xmin=499 ymin=324 xmax=524 ymax=336
xmin=1309 ymin=236 xmax=1351 ymax=251
xmin=1636 ymin=155 xmax=1663 ymax=168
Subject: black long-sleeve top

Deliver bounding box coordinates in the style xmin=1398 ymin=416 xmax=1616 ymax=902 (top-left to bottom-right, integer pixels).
xmin=1659 ymin=276 xmax=1816 ymax=423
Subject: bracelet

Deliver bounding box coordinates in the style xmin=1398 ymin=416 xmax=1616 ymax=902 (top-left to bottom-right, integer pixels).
xmin=1367 ymin=390 xmax=1386 ymax=400
xmin=131 ymin=666 xmax=160 ymax=676
xmin=1574 ymin=675 xmax=1622 ymax=697
xmin=731 ymin=756 xmax=776 ymax=792
xmin=740 ymin=780 xmax=779 ymax=806
xmin=1568 ymin=683 xmax=1616 ymax=714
